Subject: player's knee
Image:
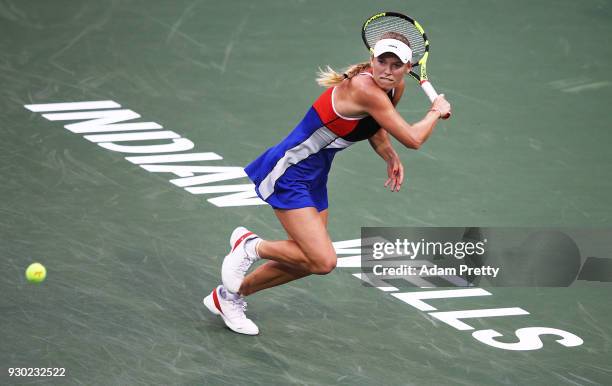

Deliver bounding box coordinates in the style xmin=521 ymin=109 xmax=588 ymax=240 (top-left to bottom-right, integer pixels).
xmin=309 ymin=255 xmax=337 ymax=275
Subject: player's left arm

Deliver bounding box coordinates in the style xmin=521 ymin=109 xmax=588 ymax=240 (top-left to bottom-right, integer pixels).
xmin=368 ymin=79 xmax=406 ymax=192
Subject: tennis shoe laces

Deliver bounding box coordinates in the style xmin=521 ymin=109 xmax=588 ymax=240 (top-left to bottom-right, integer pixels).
xmin=203 ymin=285 xmax=259 ymax=335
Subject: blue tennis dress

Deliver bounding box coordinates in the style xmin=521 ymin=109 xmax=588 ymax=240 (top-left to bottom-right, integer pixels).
xmin=245 ymin=75 xmax=393 ymax=211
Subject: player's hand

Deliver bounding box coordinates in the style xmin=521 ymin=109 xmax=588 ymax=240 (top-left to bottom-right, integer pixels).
xmin=384 ymin=157 xmax=404 ymax=192
xmin=432 ymin=94 xmax=451 ymax=119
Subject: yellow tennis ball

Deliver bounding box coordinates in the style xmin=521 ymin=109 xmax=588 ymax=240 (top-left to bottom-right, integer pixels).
xmin=26 ymin=262 xmax=46 ymax=283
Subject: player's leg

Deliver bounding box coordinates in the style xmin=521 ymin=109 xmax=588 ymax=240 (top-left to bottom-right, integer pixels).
xmin=222 ymin=206 xmax=334 ymax=293
xmin=239 ymin=209 xmax=329 ymax=296
xmin=261 ymin=207 xmax=335 ymax=273
xmin=239 ymin=261 xmax=308 ymax=296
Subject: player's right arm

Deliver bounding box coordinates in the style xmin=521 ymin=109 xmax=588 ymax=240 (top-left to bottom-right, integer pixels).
xmin=356 ymin=82 xmax=450 ymax=150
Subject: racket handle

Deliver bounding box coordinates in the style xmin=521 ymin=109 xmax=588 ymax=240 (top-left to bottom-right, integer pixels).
xmin=420 ymin=80 xmax=451 ymax=119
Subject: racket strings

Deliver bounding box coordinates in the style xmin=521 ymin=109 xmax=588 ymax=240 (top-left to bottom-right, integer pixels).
xmin=364 ymin=16 xmax=427 ymax=64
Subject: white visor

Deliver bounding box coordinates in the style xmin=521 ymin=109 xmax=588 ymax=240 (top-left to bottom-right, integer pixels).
xmin=373 ymin=39 xmax=412 ymax=64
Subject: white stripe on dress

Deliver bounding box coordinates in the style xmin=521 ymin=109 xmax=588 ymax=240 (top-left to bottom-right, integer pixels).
xmin=258 ymin=126 xmax=338 ymax=200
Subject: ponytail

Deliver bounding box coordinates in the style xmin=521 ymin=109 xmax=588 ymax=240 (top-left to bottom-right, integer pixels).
xmin=316 ymin=61 xmax=371 ymax=87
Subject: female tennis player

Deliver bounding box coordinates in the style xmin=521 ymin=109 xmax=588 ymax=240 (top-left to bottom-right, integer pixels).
xmin=204 ymin=32 xmax=451 ymax=335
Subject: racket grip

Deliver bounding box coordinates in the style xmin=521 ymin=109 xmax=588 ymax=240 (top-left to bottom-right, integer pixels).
xmin=420 ymin=80 xmax=439 ymax=102
xmin=421 ymin=80 xmax=451 ymax=119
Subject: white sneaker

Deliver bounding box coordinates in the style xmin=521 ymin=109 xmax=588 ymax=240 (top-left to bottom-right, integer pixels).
xmin=221 ymin=226 xmax=260 ymax=293
xmin=203 ymin=286 xmax=259 ymax=335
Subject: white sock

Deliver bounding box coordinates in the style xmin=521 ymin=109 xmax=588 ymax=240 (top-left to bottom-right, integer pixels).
xmin=245 ymin=238 xmax=262 ymax=260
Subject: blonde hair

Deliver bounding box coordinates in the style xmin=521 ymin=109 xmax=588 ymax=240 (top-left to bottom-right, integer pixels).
xmin=316 ymin=62 xmax=371 ymax=87
xmin=316 ymin=31 xmax=411 ymax=88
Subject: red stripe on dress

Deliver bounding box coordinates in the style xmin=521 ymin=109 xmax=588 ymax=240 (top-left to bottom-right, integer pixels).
xmin=312 ymin=88 xmax=335 ymax=122
xmin=327 ymin=118 xmax=358 ymax=137
xmin=312 ymin=88 xmax=359 ymax=137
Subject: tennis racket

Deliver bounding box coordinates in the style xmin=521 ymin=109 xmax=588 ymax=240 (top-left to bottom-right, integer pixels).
xmin=362 ymin=11 xmax=450 ymax=119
